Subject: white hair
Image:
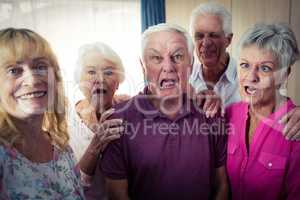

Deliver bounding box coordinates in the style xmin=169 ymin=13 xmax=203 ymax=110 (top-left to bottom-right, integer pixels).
xmin=141 ymin=23 xmax=194 ymax=63
xmin=74 ymin=42 xmax=125 ymax=83
xmin=238 ymin=23 xmax=299 ymax=69
xmin=189 ymin=2 xmax=232 ymax=37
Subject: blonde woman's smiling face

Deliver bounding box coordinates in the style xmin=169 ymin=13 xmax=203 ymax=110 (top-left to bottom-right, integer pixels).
xmin=0 ymin=57 xmax=54 ymax=119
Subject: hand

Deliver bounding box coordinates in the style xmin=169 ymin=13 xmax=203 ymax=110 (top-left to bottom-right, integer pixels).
xmin=87 ymin=108 xmax=124 ymax=155
xmin=280 ymin=106 xmax=300 ymax=141
xmin=113 ymin=94 xmax=131 ymax=105
xmin=194 ymin=89 xmax=224 ymax=118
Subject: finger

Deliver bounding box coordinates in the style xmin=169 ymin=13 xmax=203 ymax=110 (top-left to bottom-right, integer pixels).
xmin=203 ymin=97 xmax=213 ymax=113
xmin=282 ymin=114 xmax=299 ymax=137
xmin=279 ymin=109 xmax=294 ymax=124
xmin=101 ymin=134 xmax=121 ymax=146
xmin=210 ymin=100 xmax=220 ymax=118
xmin=100 ymin=108 xmax=115 ymax=123
xmin=105 ymin=126 xmax=125 ymax=136
xmin=206 ymin=101 xmax=216 ymax=118
xmin=285 ymin=121 xmax=300 ymax=140
xmin=101 ymin=118 xmax=123 ymax=130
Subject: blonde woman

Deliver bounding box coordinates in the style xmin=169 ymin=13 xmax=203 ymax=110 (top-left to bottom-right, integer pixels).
xmin=0 ymin=28 xmax=84 ymax=199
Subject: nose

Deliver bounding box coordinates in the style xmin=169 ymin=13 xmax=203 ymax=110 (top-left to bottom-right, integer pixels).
xmin=245 ymin=67 xmax=259 ymax=82
xmin=162 ymin=57 xmax=176 ymax=73
xmin=202 ymin=36 xmax=212 ymax=47
xmin=93 ymin=71 xmax=105 ymax=85
xmin=22 ymin=68 xmax=43 ymax=86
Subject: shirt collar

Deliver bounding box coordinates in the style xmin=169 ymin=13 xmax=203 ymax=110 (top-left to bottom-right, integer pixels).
xmin=223 ymin=57 xmax=237 ymax=84
xmin=192 ymin=56 xmax=237 ymax=84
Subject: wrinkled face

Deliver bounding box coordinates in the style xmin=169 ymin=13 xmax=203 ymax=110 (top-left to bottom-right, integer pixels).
xmin=79 ymin=51 xmax=119 ymax=108
xmin=238 ymin=44 xmax=284 ymax=107
xmin=193 ymin=14 xmax=231 ymax=67
xmin=141 ymin=31 xmax=192 ymax=99
xmin=0 ymin=57 xmax=55 ymax=119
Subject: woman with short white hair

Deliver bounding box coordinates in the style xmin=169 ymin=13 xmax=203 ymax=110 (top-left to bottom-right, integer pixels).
xmin=226 ymin=23 xmax=300 ymax=200
xmin=69 ymin=42 xmax=126 ymax=199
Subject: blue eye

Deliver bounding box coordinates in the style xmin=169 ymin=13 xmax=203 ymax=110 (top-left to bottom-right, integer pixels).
xmin=87 ymin=70 xmax=96 ymax=75
xmin=149 ymin=55 xmax=162 ymax=63
xmin=7 ymin=67 xmax=22 ymax=76
xmin=103 ymin=69 xmax=113 ymax=76
xmin=171 ymin=54 xmax=184 ymax=63
xmin=240 ymin=63 xmax=249 ymax=68
xmin=260 ymin=65 xmax=272 ymax=72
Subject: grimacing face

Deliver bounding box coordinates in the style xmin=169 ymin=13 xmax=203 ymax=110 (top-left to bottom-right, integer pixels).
xmin=79 ymin=50 xmax=119 ymax=108
xmin=238 ymin=44 xmax=286 ymax=107
xmin=193 ymin=14 xmax=232 ymax=67
xmin=141 ymin=30 xmax=192 ymax=99
xmin=0 ymin=56 xmax=55 ymax=119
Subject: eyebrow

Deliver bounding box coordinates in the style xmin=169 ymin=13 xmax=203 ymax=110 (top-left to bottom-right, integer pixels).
xmin=240 ymin=58 xmax=275 ymax=65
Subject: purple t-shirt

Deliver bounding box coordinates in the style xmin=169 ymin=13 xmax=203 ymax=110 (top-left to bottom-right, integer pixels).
xmin=101 ymin=91 xmax=227 ymax=200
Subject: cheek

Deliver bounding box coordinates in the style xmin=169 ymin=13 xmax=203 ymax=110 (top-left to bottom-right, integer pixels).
xmin=259 ymin=76 xmax=275 ymax=89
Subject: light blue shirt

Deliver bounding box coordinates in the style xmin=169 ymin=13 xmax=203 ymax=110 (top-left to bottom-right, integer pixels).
xmin=189 ymin=57 xmax=240 ymax=107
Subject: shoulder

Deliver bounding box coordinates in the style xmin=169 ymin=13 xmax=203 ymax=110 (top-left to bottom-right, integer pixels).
xmin=226 ymin=101 xmax=246 ymax=116
xmin=112 ymin=94 xmax=146 ymax=120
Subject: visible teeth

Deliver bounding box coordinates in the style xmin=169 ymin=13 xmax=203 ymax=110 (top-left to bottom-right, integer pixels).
xmin=19 ymin=91 xmax=46 ymax=99
xmin=160 ymin=79 xmax=176 ymax=89
xmin=245 ymin=86 xmax=256 ymax=95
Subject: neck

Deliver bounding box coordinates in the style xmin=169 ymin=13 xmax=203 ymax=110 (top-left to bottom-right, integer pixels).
xmin=249 ymin=93 xmax=287 ymax=119
xmin=202 ymin=53 xmax=229 ymax=89
xmin=13 ymin=115 xmax=44 ymax=140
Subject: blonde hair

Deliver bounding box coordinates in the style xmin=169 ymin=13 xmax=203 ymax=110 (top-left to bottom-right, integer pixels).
xmin=0 ymin=28 xmax=69 ymax=150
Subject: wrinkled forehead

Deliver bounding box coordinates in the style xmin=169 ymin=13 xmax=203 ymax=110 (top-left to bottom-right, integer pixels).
xmin=143 ymin=31 xmax=189 ymax=55
xmin=193 ymin=14 xmax=224 ymax=34
xmin=0 ymin=35 xmax=50 ymax=67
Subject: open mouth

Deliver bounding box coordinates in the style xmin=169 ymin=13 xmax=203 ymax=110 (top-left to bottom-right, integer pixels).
xmin=244 ymin=86 xmax=257 ymax=95
xmin=18 ymin=91 xmax=47 ymax=100
xmin=93 ymin=88 xmax=107 ymax=94
xmin=160 ymin=78 xmax=177 ymax=89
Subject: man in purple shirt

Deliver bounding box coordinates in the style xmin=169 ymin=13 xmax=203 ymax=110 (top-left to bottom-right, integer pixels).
xmin=100 ymin=23 xmax=228 ymax=200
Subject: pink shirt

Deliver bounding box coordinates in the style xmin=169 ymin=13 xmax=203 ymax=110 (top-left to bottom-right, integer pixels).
xmin=226 ymin=100 xmax=300 ymax=200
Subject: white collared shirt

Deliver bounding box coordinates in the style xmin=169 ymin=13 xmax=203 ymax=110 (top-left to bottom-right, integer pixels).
xmin=189 ymin=57 xmax=240 ymax=108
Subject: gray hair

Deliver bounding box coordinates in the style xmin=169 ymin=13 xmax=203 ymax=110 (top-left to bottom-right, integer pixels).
xmin=74 ymin=42 xmax=125 ymax=83
xmin=189 ymin=2 xmax=232 ymax=37
xmin=141 ymin=23 xmax=194 ymax=63
xmin=238 ymin=23 xmax=300 ymax=69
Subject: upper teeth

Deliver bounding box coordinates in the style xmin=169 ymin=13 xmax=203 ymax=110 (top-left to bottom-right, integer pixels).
xmin=19 ymin=91 xmax=46 ymax=99
xmin=246 ymin=87 xmax=256 ymax=95
xmin=160 ymin=79 xmax=176 ymax=89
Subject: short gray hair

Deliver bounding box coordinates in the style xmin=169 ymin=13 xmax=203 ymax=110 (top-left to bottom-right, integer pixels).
xmin=238 ymin=23 xmax=300 ymax=69
xmin=141 ymin=23 xmax=194 ymax=63
xmin=74 ymin=42 xmax=125 ymax=83
xmin=189 ymin=2 xmax=232 ymax=37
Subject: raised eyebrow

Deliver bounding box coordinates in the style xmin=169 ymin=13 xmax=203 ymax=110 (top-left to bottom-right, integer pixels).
xmin=33 ymin=57 xmax=50 ymax=63
xmin=172 ymin=48 xmax=185 ymax=55
xmin=146 ymin=48 xmax=161 ymax=55
xmin=260 ymin=61 xmax=275 ymax=66
xmin=239 ymin=58 xmax=249 ymax=63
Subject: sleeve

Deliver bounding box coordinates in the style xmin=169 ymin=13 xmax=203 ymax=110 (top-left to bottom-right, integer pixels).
xmin=285 ymin=142 xmax=300 ymax=200
xmin=209 ymin=116 xmax=228 ymax=168
xmin=100 ymin=137 xmax=128 ymax=180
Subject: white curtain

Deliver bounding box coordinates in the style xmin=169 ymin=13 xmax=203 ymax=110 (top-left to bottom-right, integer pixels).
xmin=0 ymin=0 xmax=143 ymax=102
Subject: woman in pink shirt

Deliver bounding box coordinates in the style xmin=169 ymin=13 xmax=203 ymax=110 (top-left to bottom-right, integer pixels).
xmin=226 ymin=23 xmax=300 ymax=200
